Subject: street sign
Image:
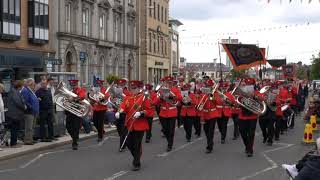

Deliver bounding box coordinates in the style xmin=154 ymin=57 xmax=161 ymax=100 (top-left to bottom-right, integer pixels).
xmin=45 ymin=58 xmax=62 ymax=65
xmin=80 ymin=52 xmax=87 ymax=62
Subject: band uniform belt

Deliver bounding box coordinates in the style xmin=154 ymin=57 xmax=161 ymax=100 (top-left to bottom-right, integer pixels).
xmin=161 ymin=106 xmax=176 ymax=110
xmin=202 ymin=108 xmax=216 ymax=112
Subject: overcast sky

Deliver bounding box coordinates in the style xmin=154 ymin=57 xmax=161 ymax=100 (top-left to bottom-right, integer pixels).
xmin=170 ymin=0 xmax=320 ymax=65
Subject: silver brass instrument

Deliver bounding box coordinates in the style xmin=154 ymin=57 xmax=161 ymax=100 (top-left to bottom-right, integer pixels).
xmin=54 ymin=82 xmax=91 ymax=117
xmin=232 ymin=80 xmax=267 ymax=115
xmin=88 ymin=87 xmax=108 ymax=106
xmin=181 ymin=90 xmax=192 ymax=105
xmin=196 ymin=83 xmax=219 ymax=111
xmin=156 ymin=85 xmax=178 ymax=106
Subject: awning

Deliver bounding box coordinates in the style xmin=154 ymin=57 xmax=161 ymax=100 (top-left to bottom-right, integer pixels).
xmin=0 ymin=48 xmax=44 ymax=68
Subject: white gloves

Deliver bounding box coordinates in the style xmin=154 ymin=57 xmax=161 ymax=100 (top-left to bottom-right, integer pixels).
xmin=133 ymin=112 xmax=141 ymax=119
xmin=115 ymin=112 xmax=120 ymax=119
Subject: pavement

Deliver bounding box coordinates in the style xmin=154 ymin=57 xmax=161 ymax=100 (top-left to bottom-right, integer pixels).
xmin=0 ymin=113 xmax=318 ymax=180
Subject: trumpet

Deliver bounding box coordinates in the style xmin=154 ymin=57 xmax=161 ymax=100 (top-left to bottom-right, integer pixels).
xmin=196 ymin=83 xmax=219 ymax=111
xmin=53 ymin=82 xmax=91 ymax=117
xmin=181 ymin=90 xmax=192 ymax=105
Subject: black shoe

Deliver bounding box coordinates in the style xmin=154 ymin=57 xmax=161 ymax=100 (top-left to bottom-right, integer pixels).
xmin=205 ymin=149 xmax=212 ymax=154
xmin=187 ymin=139 xmax=191 ymax=142
xmin=275 ymin=137 xmax=280 ymax=141
xmin=221 ymin=139 xmax=225 ymax=144
xmin=132 ymin=165 xmax=141 ymax=171
xmin=247 ymin=152 xmax=253 ymax=157
xmin=280 ymin=131 xmax=284 ymax=135
xmin=72 ymin=143 xmax=78 ymax=150
xmin=97 ymin=138 xmax=103 ymax=142
xmin=263 ymin=138 xmax=267 ymax=144
xmin=267 ymin=142 xmax=273 ymax=146
xmin=166 ymin=147 xmax=172 ymax=152
xmin=145 ymin=139 xmax=150 ymax=143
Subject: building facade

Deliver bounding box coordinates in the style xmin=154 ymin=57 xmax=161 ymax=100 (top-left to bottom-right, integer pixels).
xmin=137 ymin=0 xmax=170 ymax=84
xmin=169 ymin=18 xmax=182 ymax=77
xmin=52 ymin=0 xmax=138 ymax=86
xmin=185 ymin=62 xmax=230 ymax=80
xmin=0 ymin=0 xmax=53 ymax=90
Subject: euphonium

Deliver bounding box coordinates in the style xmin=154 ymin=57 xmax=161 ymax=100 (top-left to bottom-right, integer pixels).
xmin=88 ymin=87 xmax=108 ymax=106
xmin=54 ymin=82 xmax=91 ymax=117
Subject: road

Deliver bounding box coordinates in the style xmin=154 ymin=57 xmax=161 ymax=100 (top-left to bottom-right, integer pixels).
xmin=0 ymin=114 xmax=313 ymax=180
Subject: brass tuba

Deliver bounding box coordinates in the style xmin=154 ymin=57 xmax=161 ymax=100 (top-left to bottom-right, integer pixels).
xmin=232 ymin=79 xmax=267 ymax=115
xmin=54 ymin=82 xmax=91 ymax=117
xmin=88 ymin=87 xmax=108 ymax=106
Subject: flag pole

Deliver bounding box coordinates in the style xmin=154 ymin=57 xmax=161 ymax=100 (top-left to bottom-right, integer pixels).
xmin=218 ymin=41 xmax=223 ymax=82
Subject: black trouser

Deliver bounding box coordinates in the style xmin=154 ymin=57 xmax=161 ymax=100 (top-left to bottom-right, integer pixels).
xmin=116 ymin=113 xmax=126 ymax=149
xmin=259 ymin=112 xmax=275 ymax=143
xmin=182 ymin=116 xmax=195 ymax=140
xmin=275 ymin=116 xmax=283 ymax=139
xmin=126 ymin=130 xmax=144 ymax=167
xmin=145 ymin=117 xmax=153 ymax=140
xmin=160 ymin=117 xmax=176 ymax=148
xmin=39 ymin=109 xmax=54 ymax=139
xmin=232 ymin=114 xmax=240 ymax=138
xmin=203 ymin=119 xmax=217 ymax=151
xmin=65 ymin=112 xmax=81 ymax=145
xmin=7 ymin=117 xmax=19 ymax=146
xmin=217 ymin=115 xmax=229 ymax=141
xmin=177 ymin=106 xmax=183 ymax=127
xmin=193 ymin=116 xmax=201 ymax=136
xmin=93 ymin=110 xmax=106 ymax=139
xmin=238 ymin=119 xmax=257 ymax=154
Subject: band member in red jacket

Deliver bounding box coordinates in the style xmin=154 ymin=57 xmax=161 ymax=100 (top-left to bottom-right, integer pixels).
xmin=144 ymin=84 xmax=157 ymax=143
xmin=289 ymin=84 xmax=298 ymax=129
xmin=91 ymin=80 xmax=109 ymax=142
xmin=198 ymin=79 xmax=223 ymax=153
xmin=180 ymin=84 xmax=198 ymax=142
xmin=237 ymin=78 xmax=259 ymax=157
xmin=155 ymin=76 xmax=183 ymax=152
xmin=217 ymin=82 xmax=232 ymax=144
xmin=118 ymin=80 xmax=153 ymax=171
xmin=66 ymin=79 xmax=87 ymax=150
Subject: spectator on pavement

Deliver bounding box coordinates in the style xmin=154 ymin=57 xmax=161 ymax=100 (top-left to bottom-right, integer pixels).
xmin=36 ymin=80 xmax=56 ymax=142
xmin=5 ymin=80 xmax=26 ymax=147
xmin=0 ymin=83 xmax=5 ymax=125
xmin=21 ymin=78 xmax=39 ymax=145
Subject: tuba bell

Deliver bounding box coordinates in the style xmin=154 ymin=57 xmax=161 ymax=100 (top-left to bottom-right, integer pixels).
xmin=54 ymin=82 xmax=91 ymax=117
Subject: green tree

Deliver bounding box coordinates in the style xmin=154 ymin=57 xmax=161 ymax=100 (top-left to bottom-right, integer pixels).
xmin=311 ymin=52 xmax=320 ymax=80
xmin=105 ymin=74 xmax=120 ymax=84
xmin=230 ymin=69 xmax=246 ymax=81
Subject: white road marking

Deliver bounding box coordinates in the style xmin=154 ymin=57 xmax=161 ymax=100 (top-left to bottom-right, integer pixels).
xmin=104 ymin=170 xmax=129 ymax=180
xmin=20 ymin=154 xmax=43 ymax=169
xmin=238 ymin=143 xmax=295 ymax=180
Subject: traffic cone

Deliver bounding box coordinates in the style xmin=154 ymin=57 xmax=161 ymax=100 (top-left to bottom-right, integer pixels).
xmin=310 ymin=115 xmax=319 ymax=132
xmin=302 ymin=124 xmax=315 ymax=145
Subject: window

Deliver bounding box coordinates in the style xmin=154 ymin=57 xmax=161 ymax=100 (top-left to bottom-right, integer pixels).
xmin=28 ymin=0 xmax=49 ymax=43
xmin=149 ymin=32 xmax=152 ymax=52
xmin=149 ymin=0 xmax=152 ymax=17
xmin=161 ymin=37 xmax=163 ymax=55
xmin=114 ymin=14 xmax=121 ymax=43
xmin=127 ymin=19 xmax=135 ymax=45
xmin=66 ymin=3 xmax=71 ymax=32
xmin=165 ymin=39 xmax=167 ymax=55
xmin=82 ymin=9 xmax=89 ymax=36
xmin=153 ymin=34 xmax=156 ymax=53
xmin=157 ymin=4 xmax=160 ymax=21
xmin=161 ymin=6 xmax=163 ymax=23
xmin=1 ymin=0 xmax=20 ymax=39
xmin=99 ymin=14 xmax=106 ymax=40
xmin=165 ymin=8 xmax=167 ymax=24
xmin=153 ymin=2 xmax=156 ymax=19
xmin=157 ymin=35 xmax=160 ymax=53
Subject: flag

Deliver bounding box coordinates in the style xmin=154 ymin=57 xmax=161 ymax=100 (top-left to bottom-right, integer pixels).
xmin=222 ymin=44 xmax=266 ymax=71
xmin=267 ymin=59 xmax=287 ymax=69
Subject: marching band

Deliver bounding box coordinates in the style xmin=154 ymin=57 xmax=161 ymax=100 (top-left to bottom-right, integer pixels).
xmin=53 ymin=75 xmax=302 ymax=170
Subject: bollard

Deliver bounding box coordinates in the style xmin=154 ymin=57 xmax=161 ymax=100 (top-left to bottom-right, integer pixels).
xmin=302 ymin=124 xmax=315 ymax=145
xmin=310 ymin=115 xmax=318 ymax=132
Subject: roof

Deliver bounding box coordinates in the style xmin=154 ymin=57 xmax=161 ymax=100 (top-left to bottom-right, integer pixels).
xmin=169 ymin=19 xmax=183 ymax=26
xmin=185 ymin=63 xmax=230 ymax=72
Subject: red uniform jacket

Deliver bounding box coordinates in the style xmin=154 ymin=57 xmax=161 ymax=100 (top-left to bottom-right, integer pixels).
xmin=290 ymin=87 xmax=297 ymax=106
xmin=180 ymin=92 xmax=197 ymax=117
xmin=156 ymin=87 xmax=183 ymax=118
xmin=200 ymin=92 xmax=223 ymax=121
xmin=123 ymin=88 xmax=131 ymax=97
xmin=275 ymin=88 xmax=290 ymax=116
xmin=92 ymin=86 xmax=108 ymax=111
xmin=120 ymin=93 xmax=153 ymax=131
xmin=73 ymin=87 xmax=86 ymax=100
xmin=146 ymin=90 xmax=157 ymax=118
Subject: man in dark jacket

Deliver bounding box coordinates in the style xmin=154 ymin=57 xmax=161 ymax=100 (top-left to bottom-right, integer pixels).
xmin=36 ymin=80 xmax=55 ymax=142
xmin=5 ymin=80 xmax=26 ymax=147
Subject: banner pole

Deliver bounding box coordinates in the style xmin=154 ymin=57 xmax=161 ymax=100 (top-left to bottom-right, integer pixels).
xmin=218 ymin=41 xmax=223 ymax=82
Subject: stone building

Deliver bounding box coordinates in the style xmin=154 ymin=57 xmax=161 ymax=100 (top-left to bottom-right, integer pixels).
xmin=52 ymin=0 xmax=138 ymax=86
xmin=169 ymin=18 xmax=183 ymax=77
xmin=137 ymin=0 xmax=170 ymax=84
